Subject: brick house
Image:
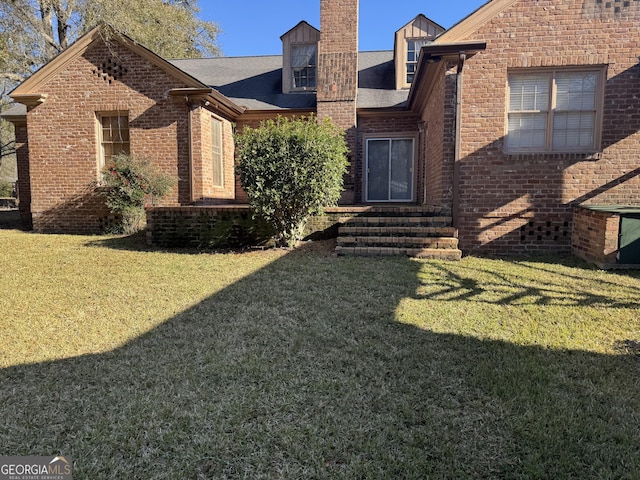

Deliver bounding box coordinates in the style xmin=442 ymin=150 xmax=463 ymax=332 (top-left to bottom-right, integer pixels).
xmin=4 ymin=0 xmax=640 ymax=261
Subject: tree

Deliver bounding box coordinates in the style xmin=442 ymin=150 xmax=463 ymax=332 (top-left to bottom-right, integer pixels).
xmin=0 ymin=0 xmax=220 ymax=86
xmin=0 ymin=0 xmax=220 ymax=183
xmin=0 ymin=34 xmax=16 ymax=180
xmin=235 ymin=116 xmax=349 ymax=248
xmin=0 ymin=99 xmax=15 ymax=176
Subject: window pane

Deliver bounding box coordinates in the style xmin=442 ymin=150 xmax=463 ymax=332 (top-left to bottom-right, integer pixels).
xmin=390 ymin=139 xmax=413 ymax=200
xmin=555 ymin=72 xmax=597 ymax=111
xmin=406 ymin=39 xmax=430 ymax=84
xmin=553 ymin=111 xmax=595 ymax=149
xmin=507 ymin=113 xmax=547 ymax=149
xmin=367 ymin=140 xmax=390 ymax=201
xmin=509 ymin=74 xmax=550 ymax=112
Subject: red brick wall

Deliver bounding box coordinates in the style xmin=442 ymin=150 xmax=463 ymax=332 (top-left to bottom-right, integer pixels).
xmin=192 ymin=108 xmax=235 ymax=204
xmin=422 ymin=63 xmax=457 ymax=208
xmin=317 ymin=0 xmax=358 ymax=105
xmin=24 ymin=38 xmax=195 ymax=233
xmin=452 ymin=0 xmax=640 ymax=254
xmin=318 ymin=0 xmax=358 ymax=201
xmin=571 ymin=206 xmax=620 ymax=267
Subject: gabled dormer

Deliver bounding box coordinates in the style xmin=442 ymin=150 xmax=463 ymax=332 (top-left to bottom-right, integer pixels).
xmin=394 ymin=14 xmax=446 ymax=90
xmin=281 ymin=21 xmax=320 ymax=94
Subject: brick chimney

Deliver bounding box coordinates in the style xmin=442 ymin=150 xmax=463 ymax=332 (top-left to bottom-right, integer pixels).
xmin=317 ymin=0 xmax=358 ymax=201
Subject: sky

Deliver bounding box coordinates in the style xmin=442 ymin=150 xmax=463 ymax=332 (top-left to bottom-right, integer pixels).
xmin=198 ymin=0 xmax=488 ymax=57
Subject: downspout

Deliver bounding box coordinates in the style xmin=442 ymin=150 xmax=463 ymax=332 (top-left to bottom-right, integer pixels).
xmin=452 ymin=52 xmax=466 ymax=231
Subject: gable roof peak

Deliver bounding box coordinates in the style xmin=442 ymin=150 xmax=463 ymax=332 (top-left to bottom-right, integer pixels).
xmin=280 ymin=20 xmax=320 ymax=40
xmin=400 ymin=13 xmax=446 ymax=34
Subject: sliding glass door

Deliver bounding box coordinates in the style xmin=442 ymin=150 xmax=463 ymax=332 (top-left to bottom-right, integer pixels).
xmin=366 ymin=138 xmax=414 ymax=202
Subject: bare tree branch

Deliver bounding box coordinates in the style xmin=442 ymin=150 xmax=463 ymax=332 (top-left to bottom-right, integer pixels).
xmin=0 ymin=72 xmax=26 ymax=83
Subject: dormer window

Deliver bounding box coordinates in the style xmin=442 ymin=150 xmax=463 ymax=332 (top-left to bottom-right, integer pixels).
xmin=291 ymin=44 xmax=317 ymax=89
xmin=394 ymin=15 xmax=446 ymax=90
xmin=281 ymin=21 xmax=320 ymax=94
xmin=406 ymin=39 xmax=430 ymax=83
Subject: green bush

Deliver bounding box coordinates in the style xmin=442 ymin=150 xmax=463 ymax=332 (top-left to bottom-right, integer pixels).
xmin=98 ymin=154 xmax=174 ymax=234
xmin=235 ymin=115 xmax=349 ymax=248
xmin=0 ymin=180 xmax=14 ymax=197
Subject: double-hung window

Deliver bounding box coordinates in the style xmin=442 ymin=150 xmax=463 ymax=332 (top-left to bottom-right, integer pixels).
xmin=506 ymin=68 xmax=604 ymax=153
xmin=99 ymin=113 xmax=129 ymax=166
xmin=291 ymin=44 xmax=317 ymax=89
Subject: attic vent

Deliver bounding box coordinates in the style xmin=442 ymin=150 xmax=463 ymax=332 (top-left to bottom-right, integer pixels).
xmin=92 ymin=58 xmax=128 ymax=84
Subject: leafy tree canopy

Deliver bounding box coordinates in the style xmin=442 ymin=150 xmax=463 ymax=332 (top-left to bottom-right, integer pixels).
xmin=0 ymin=0 xmax=220 ymax=173
xmin=0 ymin=0 xmax=220 ymax=85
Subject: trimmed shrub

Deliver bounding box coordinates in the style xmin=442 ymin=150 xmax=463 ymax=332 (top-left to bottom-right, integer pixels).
xmin=235 ymin=115 xmax=349 ymax=248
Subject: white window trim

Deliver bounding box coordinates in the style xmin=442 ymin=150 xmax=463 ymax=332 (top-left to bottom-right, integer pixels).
xmin=505 ymin=67 xmax=606 ymax=154
xmin=364 ymin=135 xmax=417 ymax=203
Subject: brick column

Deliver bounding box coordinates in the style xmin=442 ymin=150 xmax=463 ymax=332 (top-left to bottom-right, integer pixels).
xmin=13 ymin=120 xmax=32 ymax=229
xmin=318 ymin=0 xmax=358 ymax=203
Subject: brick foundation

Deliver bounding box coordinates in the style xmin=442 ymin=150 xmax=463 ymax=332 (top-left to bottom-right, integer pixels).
xmin=146 ymin=206 xmax=364 ymax=248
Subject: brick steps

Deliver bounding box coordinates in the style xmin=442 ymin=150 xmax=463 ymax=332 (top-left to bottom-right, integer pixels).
xmin=338 ymin=216 xmax=453 ymax=227
xmin=339 ymin=226 xmax=457 ymax=236
xmin=336 ymin=246 xmax=462 ymax=260
xmin=338 ymin=235 xmax=458 ymax=249
xmin=336 ymin=206 xmax=461 ymax=260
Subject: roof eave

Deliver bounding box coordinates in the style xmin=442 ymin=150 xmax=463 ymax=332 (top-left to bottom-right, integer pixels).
xmin=407 ymin=41 xmax=487 ymax=112
xmin=10 ymin=24 xmax=212 ymax=101
xmin=435 ymin=0 xmax=519 ymax=43
xmin=169 ymin=88 xmax=246 ymax=119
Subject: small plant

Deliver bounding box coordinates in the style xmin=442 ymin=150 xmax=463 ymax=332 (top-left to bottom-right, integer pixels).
xmin=98 ymin=154 xmax=174 ymax=234
xmin=235 ymin=115 xmax=349 ymax=248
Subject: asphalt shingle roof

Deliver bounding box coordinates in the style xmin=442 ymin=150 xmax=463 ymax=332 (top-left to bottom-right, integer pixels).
xmin=171 ymin=51 xmax=409 ymax=111
xmin=2 ymin=51 xmax=409 ymax=117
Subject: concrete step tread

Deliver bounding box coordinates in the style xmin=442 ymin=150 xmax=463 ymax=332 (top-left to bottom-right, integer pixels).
xmin=339 ymin=226 xmax=457 ymax=236
xmin=338 ymin=216 xmax=453 ymax=225
xmin=336 ymin=246 xmax=462 ymax=260
xmin=328 ymin=205 xmax=450 ymax=215
xmin=337 ymin=236 xmax=459 ymax=247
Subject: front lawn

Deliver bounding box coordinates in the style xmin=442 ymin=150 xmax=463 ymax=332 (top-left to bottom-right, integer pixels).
xmin=1 ymin=229 xmax=639 ymax=479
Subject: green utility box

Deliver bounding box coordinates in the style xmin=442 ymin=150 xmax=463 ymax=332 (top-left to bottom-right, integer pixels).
xmin=618 ymin=213 xmax=640 ymax=264
xmin=573 ymin=205 xmax=640 ymax=269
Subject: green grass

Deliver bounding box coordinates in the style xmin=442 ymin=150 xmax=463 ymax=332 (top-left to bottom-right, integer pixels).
xmin=1 ymin=228 xmax=639 ymax=479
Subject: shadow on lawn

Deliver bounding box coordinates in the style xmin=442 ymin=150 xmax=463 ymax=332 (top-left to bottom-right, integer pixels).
xmin=1 ymin=250 xmax=639 ymax=479
xmin=418 ymin=255 xmax=640 ymax=309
